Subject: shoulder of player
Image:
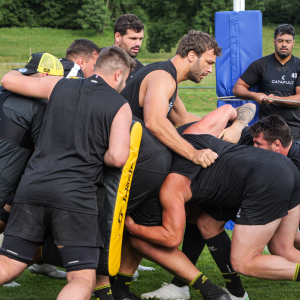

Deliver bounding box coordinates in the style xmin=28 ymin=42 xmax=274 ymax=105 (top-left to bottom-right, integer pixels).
xmin=5 ymin=92 xmax=47 ymax=109
xmin=250 ymin=55 xmax=269 ymax=68
xmin=145 ymin=69 xmax=176 ymax=90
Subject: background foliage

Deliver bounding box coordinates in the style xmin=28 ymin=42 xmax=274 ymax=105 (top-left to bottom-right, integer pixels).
xmin=0 ymin=0 xmax=298 ymax=52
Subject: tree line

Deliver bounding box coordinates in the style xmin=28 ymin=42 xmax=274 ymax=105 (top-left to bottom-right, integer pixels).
xmin=0 ymin=0 xmax=298 ymax=53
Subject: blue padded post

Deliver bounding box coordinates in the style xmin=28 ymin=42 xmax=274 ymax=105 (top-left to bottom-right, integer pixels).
xmin=215 ymin=10 xmax=262 ymax=125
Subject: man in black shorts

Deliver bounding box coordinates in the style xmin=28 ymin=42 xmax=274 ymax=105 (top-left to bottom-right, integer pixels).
xmin=113 ymin=14 xmax=144 ymax=82
xmin=0 ymin=52 xmax=66 ymax=284
xmin=95 ymin=108 xmax=242 ymax=300
xmin=0 ymin=46 xmax=135 ymax=300
xmin=60 ymin=39 xmax=101 ymax=78
xmin=233 ymin=24 xmax=300 ymax=140
xmin=125 ymin=105 xmax=300 ymax=291
xmin=120 ymin=28 xmax=257 ymax=296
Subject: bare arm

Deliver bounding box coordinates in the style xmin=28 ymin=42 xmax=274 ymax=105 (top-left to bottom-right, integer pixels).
xmin=168 ymin=94 xmax=201 ymax=126
xmin=233 ymin=77 xmax=300 ymax=107
xmin=104 ymin=103 xmax=132 ymax=168
xmin=1 ymin=70 xmax=62 ymax=100
xmin=143 ymin=73 xmax=217 ymax=167
xmin=233 ymin=78 xmax=267 ymax=104
xmin=263 ymin=87 xmax=300 ymax=107
xmin=217 ymin=103 xmax=256 ymax=143
xmin=125 ymin=174 xmax=190 ymax=247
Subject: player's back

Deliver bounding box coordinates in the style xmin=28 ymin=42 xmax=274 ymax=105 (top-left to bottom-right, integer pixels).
xmin=14 ymin=76 xmax=127 ymax=215
xmin=170 ymin=134 xmax=291 ymax=207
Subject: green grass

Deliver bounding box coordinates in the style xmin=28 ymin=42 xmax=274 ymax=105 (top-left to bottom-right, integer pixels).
xmin=1 ymin=239 xmax=299 ymax=300
xmin=1 ymin=25 xmax=300 ymax=299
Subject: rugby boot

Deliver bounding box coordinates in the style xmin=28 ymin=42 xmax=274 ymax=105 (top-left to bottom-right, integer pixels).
xmin=28 ymin=263 xmax=66 ymax=279
xmin=223 ymin=288 xmax=249 ymax=300
xmin=137 ymin=265 xmax=155 ymax=272
xmin=141 ymin=282 xmax=190 ymax=300
xmin=205 ymin=287 xmax=231 ymax=300
xmin=3 ymin=281 xmax=21 ymax=287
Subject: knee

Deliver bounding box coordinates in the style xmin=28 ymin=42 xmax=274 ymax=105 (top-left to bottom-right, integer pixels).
xmin=230 ymin=255 xmax=252 ymax=277
xmin=197 ymin=219 xmax=224 ymax=240
xmin=67 ymin=269 xmax=96 ymax=286
xmin=268 ymin=240 xmax=293 ymax=257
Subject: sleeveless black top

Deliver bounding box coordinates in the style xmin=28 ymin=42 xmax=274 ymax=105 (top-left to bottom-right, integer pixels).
xmin=121 ymin=60 xmax=177 ymax=121
xmin=14 ymin=75 xmax=127 ymax=215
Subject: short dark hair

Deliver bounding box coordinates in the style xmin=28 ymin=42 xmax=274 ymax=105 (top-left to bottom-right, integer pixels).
xmin=176 ymin=30 xmax=222 ymax=58
xmin=274 ymin=24 xmax=295 ymax=39
xmin=249 ymin=115 xmax=292 ymax=148
xmin=114 ymin=14 xmax=144 ymax=36
xmin=94 ymin=46 xmax=136 ymax=75
xmin=65 ymin=39 xmax=101 ymax=60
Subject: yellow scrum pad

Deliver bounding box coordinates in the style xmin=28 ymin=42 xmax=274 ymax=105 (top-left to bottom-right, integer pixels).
xmin=108 ymin=121 xmax=142 ymax=276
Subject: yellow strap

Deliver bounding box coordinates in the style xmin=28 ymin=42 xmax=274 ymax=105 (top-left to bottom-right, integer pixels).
xmin=293 ymin=263 xmax=300 ymax=281
xmin=108 ymin=122 xmax=143 ymax=276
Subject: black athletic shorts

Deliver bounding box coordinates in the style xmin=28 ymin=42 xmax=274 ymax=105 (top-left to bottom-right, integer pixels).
xmin=202 ymin=205 xmax=239 ymax=223
xmin=5 ymin=203 xmax=101 ymax=247
xmin=128 ymin=150 xmax=172 ymax=226
xmin=203 ymin=161 xmax=300 ymax=225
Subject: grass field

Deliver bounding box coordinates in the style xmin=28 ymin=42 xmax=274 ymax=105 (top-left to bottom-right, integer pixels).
xmin=1 ymin=25 xmax=300 ymax=299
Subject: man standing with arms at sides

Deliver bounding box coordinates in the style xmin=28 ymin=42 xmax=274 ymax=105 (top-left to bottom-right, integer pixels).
xmin=0 ymin=46 xmax=134 ymax=300
xmin=233 ymin=24 xmax=300 ymax=140
xmin=113 ymin=14 xmax=144 ymax=82
xmin=60 ymin=38 xmax=101 ymax=78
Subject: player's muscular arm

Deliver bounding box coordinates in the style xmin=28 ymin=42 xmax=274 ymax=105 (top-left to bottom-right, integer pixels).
xmin=143 ymin=73 xmax=218 ymax=167
xmin=1 ymin=70 xmax=62 ymax=100
xmin=184 ymin=104 xmax=237 ymax=137
xmin=263 ymin=87 xmax=300 ymax=107
xmin=169 ymin=94 xmax=200 ymax=126
xmin=104 ymin=103 xmax=132 ymax=168
xmin=233 ymin=78 xmax=267 ymax=104
xmin=218 ymin=103 xmax=256 ymax=143
xmin=125 ymin=174 xmax=192 ymax=247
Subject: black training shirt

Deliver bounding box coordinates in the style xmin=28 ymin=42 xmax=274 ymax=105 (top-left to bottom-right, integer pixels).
xmin=287 ymin=140 xmax=300 ymax=172
xmin=121 ymin=60 xmax=177 ymax=121
xmin=0 ymin=87 xmax=47 ymax=206
xmin=127 ymin=58 xmax=144 ymax=83
xmin=133 ymin=116 xmax=169 ymax=166
xmin=170 ymin=134 xmax=290 ymax=207
xmin=240 ymin=54 xmax=300 ymax=132
xmin=14 ymin=75 xmax=127 ymax=215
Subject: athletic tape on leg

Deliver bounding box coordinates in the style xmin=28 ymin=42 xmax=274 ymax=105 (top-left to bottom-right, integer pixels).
xmin=97 ymin=121 xmax=142 ymax=276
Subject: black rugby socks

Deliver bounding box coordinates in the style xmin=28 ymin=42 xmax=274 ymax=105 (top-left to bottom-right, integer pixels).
xmin=94 ymin=285 xmax=113 ymax=300
xmin=190 ymin=272 xmax=227 ymax=299
xmin=171 ymin=223 xmax=205 ymax=287
xmin=205 ymin=231 xmax=245 ymax=297
xmin=293 ymin=263 xmax=300 ymax=281
xmin=112 ymin=272 xmax=134 ymax=299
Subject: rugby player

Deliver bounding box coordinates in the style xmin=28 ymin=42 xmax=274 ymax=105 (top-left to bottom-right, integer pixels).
xmin=0 ymin=46 xmax=135 ymax=300
xmin=233 ymin=24 xmax=300 ymax=140
xmin=0 ymin=52 xmax=66 ymax=284
xmin=125 ymin=106 xmax=300 ymax=294
xmin=60 ymin=39 xmax=101 ymax=78
xmin=113 ymin=14 xmax=144 ymax=82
